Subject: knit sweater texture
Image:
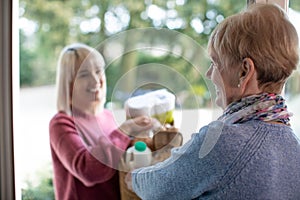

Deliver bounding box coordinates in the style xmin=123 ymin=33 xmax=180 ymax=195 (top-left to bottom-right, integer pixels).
xmin=49 ymin=110 xmax=130 ymax=200
xmin=132 ymin=120 xmax=300 ymax=199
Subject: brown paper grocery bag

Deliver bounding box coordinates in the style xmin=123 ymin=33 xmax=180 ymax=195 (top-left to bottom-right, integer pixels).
xmin=119 ymin=126 xmax=183 ymax=200
xmin=119 ymin=155 xmax=141 ymax=200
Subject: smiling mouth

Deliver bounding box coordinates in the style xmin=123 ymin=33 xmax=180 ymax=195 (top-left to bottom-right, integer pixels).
xmin=88 ymin=88 xmax=100 ymax=93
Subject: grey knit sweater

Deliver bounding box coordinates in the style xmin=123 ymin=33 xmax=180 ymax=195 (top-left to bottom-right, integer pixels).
xmin=132 ymin=120 xmax=300 ymax=199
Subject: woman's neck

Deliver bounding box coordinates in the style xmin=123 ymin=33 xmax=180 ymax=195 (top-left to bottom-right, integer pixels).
xmin=72 ymin=104 xmax=104 ymax=116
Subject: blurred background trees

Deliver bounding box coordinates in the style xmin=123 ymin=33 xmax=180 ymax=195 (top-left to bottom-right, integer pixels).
xmin=19 ymin=0 xmax=300 ymax=107
xmin=19 ymin=0 xmax=248 ymax=108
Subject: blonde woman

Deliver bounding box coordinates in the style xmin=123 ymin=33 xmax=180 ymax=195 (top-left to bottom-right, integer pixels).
xmin=49 ymin=43 xmax=156 ymax=200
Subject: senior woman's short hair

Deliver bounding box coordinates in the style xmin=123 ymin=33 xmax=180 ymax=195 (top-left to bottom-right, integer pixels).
xmin=56 ymin=43 xmax=106 ymax=115
xmin=208 ymin=3 xmax=299 ymax=92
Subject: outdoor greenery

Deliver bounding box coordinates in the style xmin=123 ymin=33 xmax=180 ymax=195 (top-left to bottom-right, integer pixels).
xmin=22 ymin=177 xmax=54 ymax=200
xmin=19 ymin=0 xmax=300 ymax=105
xmin=21 ymin=163 xmax=54 ymax=200
xmin=19 ymin=0 xmax=249 ymax=106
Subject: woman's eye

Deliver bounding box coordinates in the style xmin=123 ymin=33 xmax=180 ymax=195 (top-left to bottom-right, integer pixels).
xmin=78 ymin=73 xmax=88 ymax=78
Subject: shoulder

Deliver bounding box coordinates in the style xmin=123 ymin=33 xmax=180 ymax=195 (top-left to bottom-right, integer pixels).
xmin=197 ymin=120 xmax=299 ymax=159
xmin=197 ymin=120 xmax=258 ymax=144
xmin=50 ymin=111 xmax=72 ymax=122
xmin=49 ymin=111 xmax=75 ymax=129
xmin=193 ymin=120 xmax=261 ymax=159
xmin=102 ymin=109 xmax=113 ymax=117
xmin=199 ymin=120 xmax=293 ymax=149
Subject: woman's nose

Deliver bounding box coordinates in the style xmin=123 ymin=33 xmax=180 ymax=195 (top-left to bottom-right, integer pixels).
xmin=91 ymin=73 xmax=101 ymax=85
xmin=92 ymin=73 xmax=105 ymax=87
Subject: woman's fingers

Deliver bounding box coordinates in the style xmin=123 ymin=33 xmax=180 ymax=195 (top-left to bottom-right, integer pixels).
xmin=119 ymin=116 xmax=162 ymax=136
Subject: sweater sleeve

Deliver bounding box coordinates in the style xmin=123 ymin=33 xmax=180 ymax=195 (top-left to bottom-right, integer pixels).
xmin=131 ymin=131 xmax=206 ymax=199
xmin=89 ymin=128 xmax=131 ymax=170
xmin=49 ymin=113 xmax=130 ymax=187
xmin=131 ymin=121 xmax=229 ymax=200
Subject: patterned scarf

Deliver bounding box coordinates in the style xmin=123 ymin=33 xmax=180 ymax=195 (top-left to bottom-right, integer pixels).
xmin=218 ymin=93 xmax=292 ymax=125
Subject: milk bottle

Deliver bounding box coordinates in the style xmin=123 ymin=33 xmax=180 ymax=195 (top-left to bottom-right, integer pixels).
xmin=126 ymin=141 xmax=152 ymax=169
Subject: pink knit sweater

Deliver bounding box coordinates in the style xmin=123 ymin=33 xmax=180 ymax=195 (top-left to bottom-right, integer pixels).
xmin=49 ymin=110 xmax=130 ymax=200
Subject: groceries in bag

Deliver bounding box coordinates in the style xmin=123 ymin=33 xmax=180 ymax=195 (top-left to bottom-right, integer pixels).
xmin=124 ymin=89 xmax=175 ymax=125
xmin=119 ymin=89 xmax=182 ymax=200
xmin=126 ymin=141 xmax=152 ymax=170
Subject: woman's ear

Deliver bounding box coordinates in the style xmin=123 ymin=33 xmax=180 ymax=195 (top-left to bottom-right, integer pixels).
xmin=239 ymin=58 xmax=256 ymax=92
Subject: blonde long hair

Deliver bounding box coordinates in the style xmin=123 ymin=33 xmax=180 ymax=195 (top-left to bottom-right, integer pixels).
xmin=56 ymin=43 xmax=105 ymax=115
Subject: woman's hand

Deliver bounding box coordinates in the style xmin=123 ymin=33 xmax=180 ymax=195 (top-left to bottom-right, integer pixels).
xmin=119 ymin=115 xmax=161 ymax=137
xmin=125 ymin=172 xmax=133 ymax=191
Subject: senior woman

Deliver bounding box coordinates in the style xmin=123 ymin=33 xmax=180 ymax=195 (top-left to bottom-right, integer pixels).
xmin=49 ymin=43 xmax=157 ymax=200
xmin=128 ymin=3 xmax=300 ymax=199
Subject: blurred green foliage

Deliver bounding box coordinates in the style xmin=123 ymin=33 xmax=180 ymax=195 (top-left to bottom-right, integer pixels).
xmin=22 ymin=178 xmax=54 ymax=200
xmin=19 ymin=0 xmax=247 ymax=106
xmin=19 ymin=0 xmax=300 ymax=103
xmin=21 ymin=163 xmax=54 ymax=200
xmin=290 ymin=0 xmax=300 ymax=10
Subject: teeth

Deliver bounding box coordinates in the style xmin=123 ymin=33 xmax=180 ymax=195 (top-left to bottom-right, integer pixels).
xmin=88 ymin=88 xmax=100 ymax=92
